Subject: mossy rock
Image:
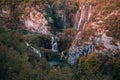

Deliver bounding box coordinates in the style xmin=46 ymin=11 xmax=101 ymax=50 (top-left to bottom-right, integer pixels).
xmin=40 ymin=47 xmax=60 ymax=61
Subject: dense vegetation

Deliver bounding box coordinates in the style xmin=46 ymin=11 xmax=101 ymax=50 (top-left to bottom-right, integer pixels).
xmin=0 ymin=0 xmax=120 ymax=80
xmin=0 ymin=0 xmax=79 ymax=32
xmin=0 ymin=26 xmax=120 ymax=80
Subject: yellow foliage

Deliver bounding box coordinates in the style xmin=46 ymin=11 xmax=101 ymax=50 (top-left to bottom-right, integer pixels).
xmin=79 ymin=56 xmax=87 ymax=63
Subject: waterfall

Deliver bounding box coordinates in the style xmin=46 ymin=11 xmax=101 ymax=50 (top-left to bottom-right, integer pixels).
xmin=68 ymin=34 xmax=103 ymax=65
xmin=73 ymin=4 xmax=93 ymax=45
xmin=63 ymin=14 xmax=66 ymax=29
xmin=82 ymin=5 xmax=92 ymax=30
xmin=51 ymin=36 xmax=55 ymax=45
xmin=77 ymin=5 xmax=85 ymax=31
xmin=26 ymin=42 xmax=42 ymax=58
xmin=68 ymin=4 xmax=95 ymax=64
xmin=88 ymin=5 xmax=92 ymax=21
xmin=26 ymin=42 xmax=31 ymax=47
xmin=60 ymin=51 xmax=65 ymax=60
xmin=82 ymin=22 xmax=87 ymax=30
xmin=31 ymin=46 xmax=42 ymax=58
xmin=74 ymin=4 xmax=92 ymax=31
xmin=51 ymin=36 xmax=58 ymax=52
xmin=74 ymin=10 xmax=79 ymax=29
xmin=52 ymin=42 xmax=58 ymax=52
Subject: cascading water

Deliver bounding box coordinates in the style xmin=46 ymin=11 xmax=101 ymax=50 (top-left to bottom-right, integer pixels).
xmin=68 ymin=33 xmax=103 ymax=65
xmin=82 ymin=5 xmax=92 ymax=30
xmin=51 ymin=36 xmax=55 ymax=45
xmin=51 ymin=36 xmax=58 ymax=52
xmin=88 ymin=5 xmax=92 ymax=21
xmin=52 ymin=42 xmax=58 ymax=52
xmin=26 ymin=42 xmax=42 ymax=58
xmin=60 ymin=51 xmax=65 ymax=60
xmin=63 ymin=14 xmax=66 ymax=29
xmin=82 ymin=22 xmax=87 ymax=30
xmin=74 ymin=4 xmax=92 ymax=31
xmin=48 ymin=37 xmax=65 ymax=66
xmin=68 ymin=4 xmax=95 ymax=65
xmin=77 ymin=5 xmax=85 ymax=31
xmin=74 ymin=10 xmax=79 ymax=29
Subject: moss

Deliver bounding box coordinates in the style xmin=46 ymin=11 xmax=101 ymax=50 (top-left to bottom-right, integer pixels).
xmin=40 ymin=47 xmax=60 ymax=61
xmin=27 ymin=33 xmax=51 ymax=49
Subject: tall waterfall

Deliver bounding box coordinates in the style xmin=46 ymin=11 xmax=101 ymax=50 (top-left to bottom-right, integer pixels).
xmin=63 ymin=14 xmax=66 ymax=29
xmin=26 ymin=42 xmax=42 ymax=58
xmin=68 ymin=4 xmax=94 ymax=65
xmin=68 ymin=34 xmax=103 ymax=65
xmin=74 ymin=4 xmax=92 ymax=31
xmin=51 ymin=36 xmax=55 ymax=45
xmin=73 ymin=4 xmax=93 ymax=47
xmin=51 ymin=36 xmax=58 ymax=52
xmin=52 ymin=42 xmax=58 ymax=52
xmin=77 ymin=5 xmax=85 ymax=30
xmin=88 ymin=5 xmax=92 ymax=21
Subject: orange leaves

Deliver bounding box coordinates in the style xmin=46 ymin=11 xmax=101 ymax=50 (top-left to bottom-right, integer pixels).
xmin=79 ymin=52 xmax=100 ymax=73
xmin=79 ymin=56 xmax=87 ymax=63
xmin=14 ymin=31 xmax=26 ymax=42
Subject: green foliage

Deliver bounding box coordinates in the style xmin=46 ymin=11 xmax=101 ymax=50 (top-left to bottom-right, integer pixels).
xmin=0 ymin=26 xmax=120 ymax=80
xmin=0 ymin=27 xmax=11 ymax=47
xmin=0 ymin=1 xmax=120 ymax=80
xmin=111 ymin=58 xmax=120 ymax=80
xmin=0 ymin=26 xmax=49 ymax=80
xmin=0 ymin=46 xmax=33 ymax=80
xmin=45 ymin=66 xmax=73 ymax=80
xmin=76 ymin=53 xmax=120 ymax=80
xmin=84 ymin=53 xmax=100 ymax=73
xmin=28 ymin=33 xmax=51 ymax=49
xmin=41 ymin=48 xmax=59 ymax=60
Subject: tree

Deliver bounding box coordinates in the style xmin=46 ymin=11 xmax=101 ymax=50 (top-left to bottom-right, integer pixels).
xmin=0 ymin=46 xmax=34 ymax=80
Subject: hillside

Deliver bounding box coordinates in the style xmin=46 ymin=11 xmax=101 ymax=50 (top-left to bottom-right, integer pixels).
xmin=0 ymin=0 xmax=120 ymax=80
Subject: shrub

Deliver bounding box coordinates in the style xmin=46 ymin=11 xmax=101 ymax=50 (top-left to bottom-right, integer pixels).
xmin=58 ymin=28 xmax=77 ymax=51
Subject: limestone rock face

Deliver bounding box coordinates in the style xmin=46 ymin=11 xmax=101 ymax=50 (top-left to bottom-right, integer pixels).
xmin=68 ymin=2 xmax=120 ymax=65
xmin=21 ymin=7 xmax=51 ymax=35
